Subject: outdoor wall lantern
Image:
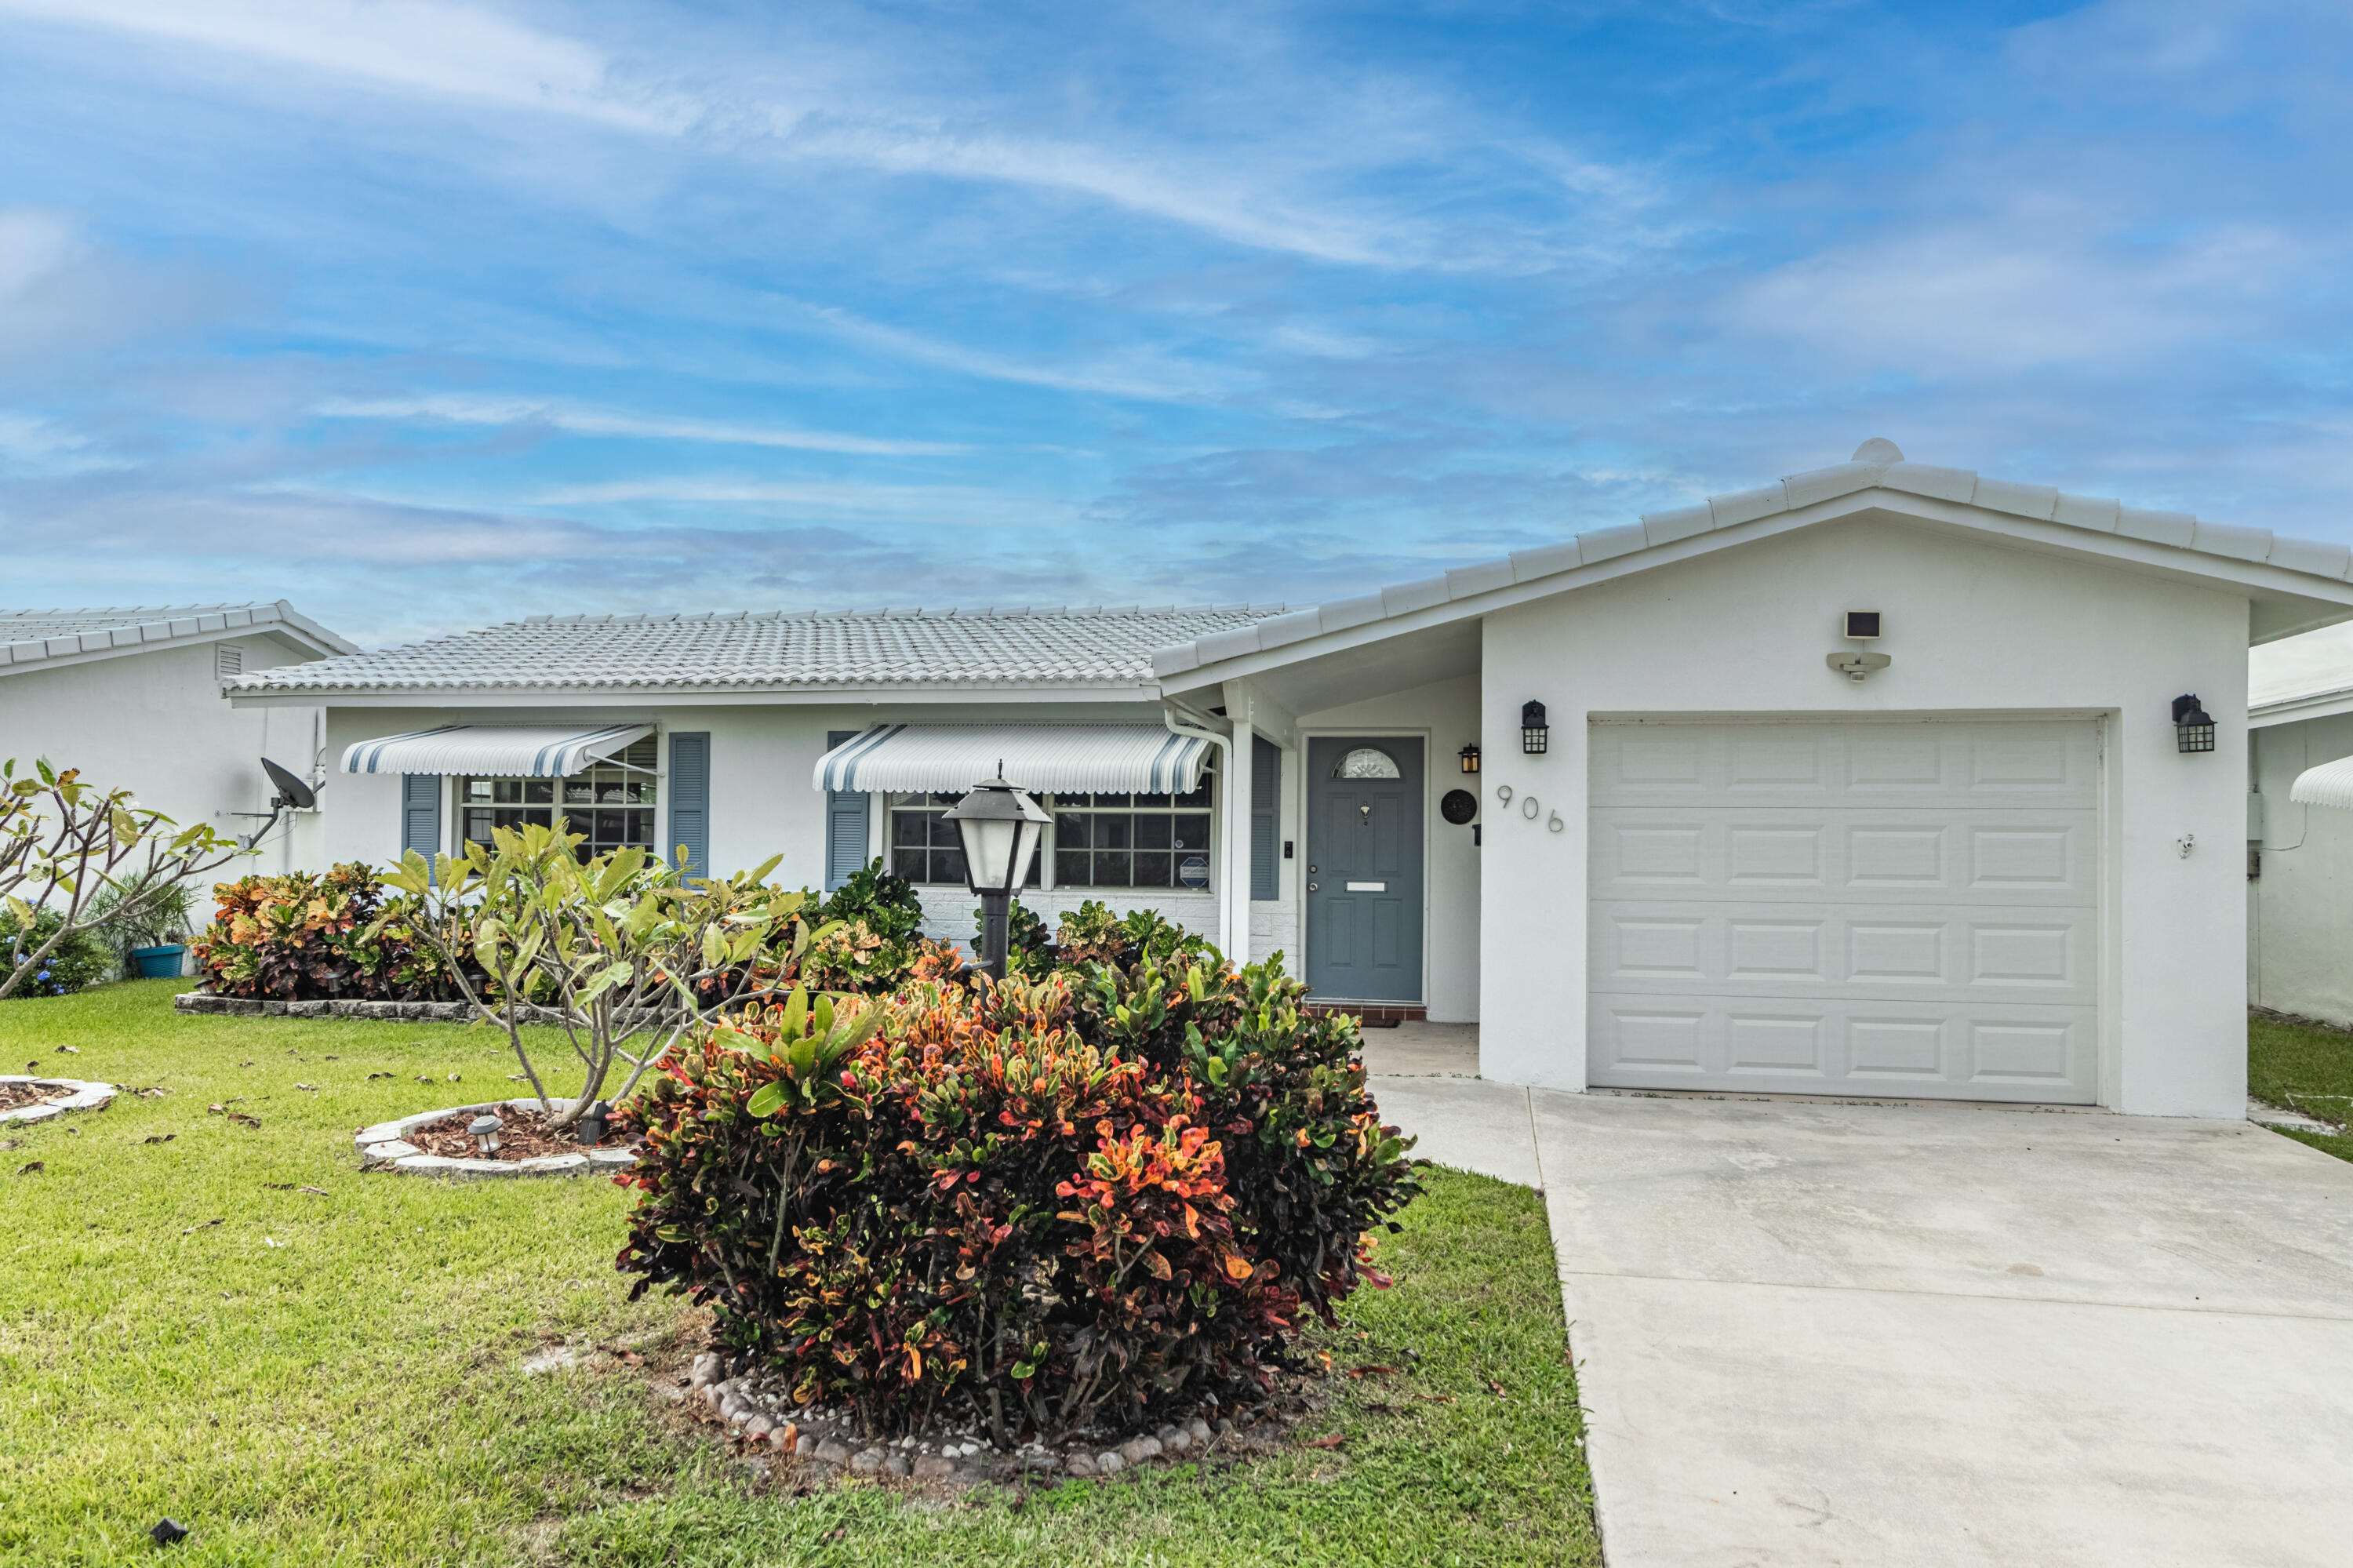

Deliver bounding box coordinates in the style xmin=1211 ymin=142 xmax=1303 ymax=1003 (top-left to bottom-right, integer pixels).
xmin=469 ymin=1114 xmax=503 ymax=1155
xmin=2173 ymin=694 xmax=2217 ymax=754
xmin=1521 ymin=701 xmax=1550 ymax=755
xmin=944 ymin=768 xmax=1051 ymax=981
xmin=1458 ymin=743 xmax=1481 ymax=774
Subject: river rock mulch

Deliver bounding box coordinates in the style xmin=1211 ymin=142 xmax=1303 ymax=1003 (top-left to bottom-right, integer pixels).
xmin=675 ymin=1349 xmax=1340 ymax=1491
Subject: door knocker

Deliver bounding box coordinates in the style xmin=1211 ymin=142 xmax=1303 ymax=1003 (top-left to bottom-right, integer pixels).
xmin=1359 ymin=802 xmax=1372 ymax=824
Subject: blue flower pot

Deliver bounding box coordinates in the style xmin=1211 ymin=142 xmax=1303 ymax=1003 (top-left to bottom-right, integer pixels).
xmin=131 ymin=944 xmax=187 ymax=979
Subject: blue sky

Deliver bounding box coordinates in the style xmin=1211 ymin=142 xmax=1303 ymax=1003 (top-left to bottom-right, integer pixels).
xmin=2 ymin=0 xmax=2348 ymax=649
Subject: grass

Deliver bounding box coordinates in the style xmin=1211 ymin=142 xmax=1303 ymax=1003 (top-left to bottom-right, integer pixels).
xmin=0 ymin=980 xmax=1598 ymax=1566
xmin=2249 ymin=1010 xmax=2353 ymax=1163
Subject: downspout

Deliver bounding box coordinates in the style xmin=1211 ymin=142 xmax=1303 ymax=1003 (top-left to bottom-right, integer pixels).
xmin=1162 ymin=695 xmax=1235 ymax=958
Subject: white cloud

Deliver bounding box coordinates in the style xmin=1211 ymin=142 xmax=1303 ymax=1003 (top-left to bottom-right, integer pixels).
xmin=0 ymin=209 xmax=77 ymax=299
xmin=786 ymin=300 xmax=1238 ymax=403
xmin=310 ymin=394 xmax=968 ymax=457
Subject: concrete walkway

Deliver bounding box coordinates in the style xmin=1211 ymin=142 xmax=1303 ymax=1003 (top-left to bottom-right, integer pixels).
xmin=1369 ymin=1063 xmax=2353 ymax=1567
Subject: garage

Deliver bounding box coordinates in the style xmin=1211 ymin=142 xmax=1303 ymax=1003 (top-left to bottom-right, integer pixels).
xmin=1586 ymin=717 xmax=2100 ymax=1103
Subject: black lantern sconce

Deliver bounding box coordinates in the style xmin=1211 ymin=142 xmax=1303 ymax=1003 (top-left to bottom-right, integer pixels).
xmin=1520 ymin=701 xmax=1550 ymax=755
xmin=1458 ymin=743 xmax=1481 ymax=774
xmin=2172 ymin=694 xmax=2216 ymax=754
xmin=576 ymin=1099 xmax=611 ymax=1148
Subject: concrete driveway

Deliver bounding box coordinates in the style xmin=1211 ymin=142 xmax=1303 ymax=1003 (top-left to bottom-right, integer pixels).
xmin=1370 ymin=1054 xmax=2353 ymax=1567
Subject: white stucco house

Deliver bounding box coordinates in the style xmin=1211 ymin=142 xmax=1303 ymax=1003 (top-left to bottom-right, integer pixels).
xmin=2 ymin=602 xmax=354 ymax=876
xmin=228 ymin=441 xmax=2353 ymax=1119
xmin=2244 ymin=620 xmax=2353 ymax=1026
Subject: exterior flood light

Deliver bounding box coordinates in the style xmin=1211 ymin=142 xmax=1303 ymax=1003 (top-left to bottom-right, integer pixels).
xmin=1827 ymin=610 xmax=1893 ymax=683
xmin=2173 ymin=694 xmax=2217 ymax=754
xmin=943 ymin=769 xmax=1050 ymax=981
xmin=469 ymin=1113 xmax=503 ymax=1155
xmin=1521 ymin=702 xmax=1550 ymax=755
xmin=1458 ymin=743 xmax=1481 ymax=774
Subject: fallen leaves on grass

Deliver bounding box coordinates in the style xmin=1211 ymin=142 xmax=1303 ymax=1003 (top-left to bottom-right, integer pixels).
xmin=1347 ymin=1365 xmax=1397 ymax=1379
xmin=1485 ymin=1379 xmax=1509 ymax=1399
xmin=15 ymin=1161 xmax=42 ymax=1176
xmin=368 ymin=1073 xmax=393 ymax=1080
xmin=226 ymin=1113 xmax=261 ymax=1130
xmin=293 ymin=1083 xmax=318 ymax=1092
xmin=140 ymin=1133 xmax=176 ymax=1144
xmin=57 ymin=1045 xmax=79 ymax=1054
xmin=182 ymin=1219 xmax=224 ymax=1235
xmin=134 ymin=1087 xmax=169 ymax=1098
xmin=1412 ymin=1393 xmax=1457 ymax=1405
xmin=1306 ymin=1434 xmax=1347 ymax=1450
xmin=263 ymin=1184 xmax=329 ymax=1195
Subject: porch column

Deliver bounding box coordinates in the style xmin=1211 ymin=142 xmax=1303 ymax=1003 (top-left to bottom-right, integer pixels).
xmin=1223 ymin=715 xmax=1254 ymax=966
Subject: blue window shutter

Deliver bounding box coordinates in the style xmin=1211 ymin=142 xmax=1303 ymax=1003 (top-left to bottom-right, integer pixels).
xmin=669 ymin=732 xmax=710 ymax=877
xmin=824 ymin=730 xmax=870 ymax=892
xmin=401 ymin=773 xmax=442 ymax=860
xmin=1249 ymin=735 xmax=1280 ymax=901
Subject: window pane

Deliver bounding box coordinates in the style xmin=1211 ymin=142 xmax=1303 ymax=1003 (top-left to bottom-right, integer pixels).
xmin=1056 ymin=849 xmax=1092 ymax=886
xmin=935 ymin=846 xmax=966 ymax=886
xmin=893 ymin=847 xmax=928 ymax=882
xmin=892 ymin=812 xmax=930 ymax=847
xmin=1134 ymin=793 xmax=1172 ymax=808
xmin=595 ymin=809 xmax=624 ymax=842
xmin=1093 ymin=792 xmax=1132 ymax=809
xmin=1173 ymin=780 xmax=1211 ymax=808
xmin=1134 ymin=814 xmax=1172 ymax=850
xmin=1332 ymin=746 xmax=1402 ymax=779
xmin=627 ymin=811 xmax=653 ymax=845
xmin=1173 ymin=813 xmax=1210 ymax=851
xmin=464 ymin=780 xmax=491 ymax=802
xmin=524 ymin=780 xmax=555 ymax=804
xmin=929 ymin=813 xmax=963 ymax=848
xmin=1055 ymin=811 xmax=1089 ymax=849
xmin=563 ymin=781 xmax=594 ymax=805
xmin=1133 ymin=851 xmax=1172 ymax=887
xmin=1095 ymin=816 xmax=1130 ymax=849
xmin=1093 ymin=851 xmax=1132 ymax=887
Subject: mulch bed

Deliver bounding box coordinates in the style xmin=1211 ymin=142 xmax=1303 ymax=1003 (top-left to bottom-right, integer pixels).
xmin=0 ymin=1082 xmax=71 ymax=1113
xmin=404 ymin=1105 xmax=594 ymax=1162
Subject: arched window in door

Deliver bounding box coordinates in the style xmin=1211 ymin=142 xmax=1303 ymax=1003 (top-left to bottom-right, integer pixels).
xmin=1330 ymin=746 xmax=1402 ymax=779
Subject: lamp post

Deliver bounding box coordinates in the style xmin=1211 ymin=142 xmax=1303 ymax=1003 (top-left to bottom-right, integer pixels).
xmin=942 ymin=770 xmax=1050 ymax=981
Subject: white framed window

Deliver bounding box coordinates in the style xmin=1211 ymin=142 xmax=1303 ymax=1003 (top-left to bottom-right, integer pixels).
xmin=458 ymin=738 xmax=658 ymax=860
xmin=886 ymin=779 xmax=1214 ymax=890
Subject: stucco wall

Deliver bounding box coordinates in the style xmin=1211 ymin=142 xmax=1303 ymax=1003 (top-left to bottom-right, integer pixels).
xmin=1 ymin=635 xmax=329 ymax=886
xmin=1291 ymin=674 xmax=1484 ymax=1021
xmin=1479 ymin=517 xmax=2251 ymax=1118
xmin=2249 ymin=713 xmax=2353 ymax=1025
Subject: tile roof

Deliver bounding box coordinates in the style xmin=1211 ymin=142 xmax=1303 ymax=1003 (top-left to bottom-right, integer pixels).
xmin=1 ymin=600 xmax=355 ymax=672
xmin=230 ymin=605 xmax=1293 ymax=697
xmin=1151 ymin=440 xmax=2353 ymax=681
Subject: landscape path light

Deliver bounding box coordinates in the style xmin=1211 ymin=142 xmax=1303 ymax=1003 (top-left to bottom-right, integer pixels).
xmin=942 ymin=766 xmax=1049 ymax=982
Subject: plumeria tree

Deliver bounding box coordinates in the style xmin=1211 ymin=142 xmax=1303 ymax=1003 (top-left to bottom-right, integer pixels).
xmin=2 ymin=759 xmax=243 ymax=1000
xmin=380 ymin=823 xmax=833 ymax=1130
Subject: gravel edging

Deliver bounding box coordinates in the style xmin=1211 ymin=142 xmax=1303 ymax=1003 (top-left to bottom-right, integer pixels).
xmin=355 ymin=1100 xmax=638 ymax=1180
xmin=0 ymin=1076 xmax=118 ymax=1125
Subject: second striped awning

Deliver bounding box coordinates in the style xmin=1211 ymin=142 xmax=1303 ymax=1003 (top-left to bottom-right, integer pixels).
xmin=813 ymin=724 xmax=1212 ymax=795
xmin=342 ymin=722 xmax=654 ymax=777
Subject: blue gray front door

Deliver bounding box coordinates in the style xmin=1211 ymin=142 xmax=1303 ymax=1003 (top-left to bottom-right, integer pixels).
xmin=1305 ymin=737 xmax=1424 ymax=1002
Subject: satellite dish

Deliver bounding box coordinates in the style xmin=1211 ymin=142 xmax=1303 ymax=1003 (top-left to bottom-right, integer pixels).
xmin=261 ymin=757 xmax=317 ymax=811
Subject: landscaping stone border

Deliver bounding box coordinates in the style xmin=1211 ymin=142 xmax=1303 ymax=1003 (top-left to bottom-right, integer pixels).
xmin=175 ymin=991 xmax=668 ymax=1028
xmin=355 ymin=1099 xmax=638 ymax=1181
xmin=0 ymin=1075 xmax=118 ymax=1125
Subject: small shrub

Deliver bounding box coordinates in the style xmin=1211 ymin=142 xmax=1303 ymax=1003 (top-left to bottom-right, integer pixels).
xmin=614 ymin=935 xmax=1418 ymax=1442
xmin=0 ymin=908 xmax=111 ymax=998
xmin=818 ymin=860 xmax=926 ymax=944
xmin=193 ymin=864 xmax=462 ymax=1001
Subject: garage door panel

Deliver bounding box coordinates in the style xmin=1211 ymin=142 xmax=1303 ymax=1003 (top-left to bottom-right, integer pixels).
xmin=1591 ymin=722 xmax=2099 ymax=808
xmin=1591 ymin=809 xmax=2096 ymax=904
xmin=1590 ymin=719 xmax=2100 ymax=1105
xmin=1589 ymin=997 xmax=2097 ymax=1101
xmin=1592 ymin=899 xmax=2096 ymax=1005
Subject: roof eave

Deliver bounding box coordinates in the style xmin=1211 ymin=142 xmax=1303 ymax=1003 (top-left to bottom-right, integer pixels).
xmin=1155 ymin=489 xmax=2353 ymax=697
xmin=227 ymin=679 xmax=1169 ymax=710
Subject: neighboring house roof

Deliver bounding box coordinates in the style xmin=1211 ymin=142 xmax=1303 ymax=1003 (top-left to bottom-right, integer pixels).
xmin=2249 ymin=621 xmax=2353 ymax=727
xmin=0 ymin=600 xmax=357 ymax=675
xmin=228 ymin=605 xmax=1293 ymax=702
xmin=1151 ymin=439 xmax=2353 ymax=692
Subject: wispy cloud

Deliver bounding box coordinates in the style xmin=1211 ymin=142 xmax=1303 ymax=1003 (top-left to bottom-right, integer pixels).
xmin=311 ymin=394 xmax=969 ymax=456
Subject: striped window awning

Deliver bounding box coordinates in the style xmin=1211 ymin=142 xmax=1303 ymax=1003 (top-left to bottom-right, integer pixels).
xmin=2292 ymin=755 xmax=2353 ymax=811
xmin=813 ymin=725 xmax=1213 ymax=795
xmin=342 ymin=722 xmax=655 ymax=777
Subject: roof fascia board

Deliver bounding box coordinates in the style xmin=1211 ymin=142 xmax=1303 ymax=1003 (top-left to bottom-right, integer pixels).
xmin=230 ymin=682 xmax=1166 ymax=710
xmin=2251 ymin=688 xmax=2353 ymax=729
xmin=1159 ymin=489 xmax=2353 ymax=696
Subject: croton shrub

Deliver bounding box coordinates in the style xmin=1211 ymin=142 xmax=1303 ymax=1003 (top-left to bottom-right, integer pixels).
xmin=613 ymin=923 xmax=1419 ymax=1442
xmin=193 ymin=864 xmax=463 ymax=1001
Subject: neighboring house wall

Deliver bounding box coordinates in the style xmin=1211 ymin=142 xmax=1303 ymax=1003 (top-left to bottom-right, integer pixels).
xmin=2249 ymin=712 xmax=2353 ymax=1026
xmin=0 ymin=635 xmax=331 ymax=881
xmin=1479 ymin=518 xmax=2252 ymax=1119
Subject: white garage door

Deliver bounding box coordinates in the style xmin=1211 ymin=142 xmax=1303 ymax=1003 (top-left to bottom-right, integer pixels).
xmin=1588 ymin=719 xmax=2100 ymax=1104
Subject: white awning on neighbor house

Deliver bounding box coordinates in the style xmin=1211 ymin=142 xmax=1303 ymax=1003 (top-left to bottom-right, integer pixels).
xmin=341 ymin=722 xmax=654 ymax=777
xmin=2290 ymin=755 xmax=2353 ymax=811
xmin=813 ymin=724 xmax=1213 ymax=795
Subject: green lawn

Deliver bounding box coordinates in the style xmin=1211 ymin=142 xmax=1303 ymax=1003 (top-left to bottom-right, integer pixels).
xmin=0 ymin=980 xmax=1598 ymax=1567
xmin=2249 ymin=1010 xmax=2353 ymax=1163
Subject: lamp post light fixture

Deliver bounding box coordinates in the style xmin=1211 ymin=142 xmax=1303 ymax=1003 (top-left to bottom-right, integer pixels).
xmin=943 ymin=769 xmax=1050 ymax=981
xmin=2172 ymin=694 xmax=2217 ymax=754
xmin=1520 ymin=701 xmax=1550 ymax=755
xmin=1458 ymin=742 xmax=1481 ymax=774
